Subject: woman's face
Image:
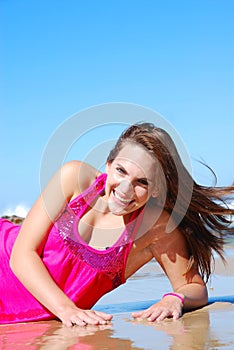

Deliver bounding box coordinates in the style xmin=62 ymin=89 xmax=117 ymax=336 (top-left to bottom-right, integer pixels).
xmin=105 ymin=142 xmax=158 ymax=215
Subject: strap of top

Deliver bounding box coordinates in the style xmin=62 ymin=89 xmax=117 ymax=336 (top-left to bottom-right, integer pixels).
xmin=69 ymin=173 xmax=107 ymax=216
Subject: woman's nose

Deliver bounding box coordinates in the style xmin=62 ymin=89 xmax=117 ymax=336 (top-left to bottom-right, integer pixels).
xmin=118 ymin=180 xmax=133 ymax=196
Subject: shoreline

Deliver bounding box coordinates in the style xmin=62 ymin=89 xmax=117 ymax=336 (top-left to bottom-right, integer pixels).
xmin=1 ymin=302 xmax=234 ymax=349
xmin=1 ymin=253 xmax=234 ymax=349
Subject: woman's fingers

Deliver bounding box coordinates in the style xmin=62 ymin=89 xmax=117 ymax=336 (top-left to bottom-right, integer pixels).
xmin=172 ymin=309 xmax=181 ymax=320
xmin=94 ymin=310 xmax=113 ymax=321
xmin=148 ymin=309 xmax=170 ymax=322
xmin=132 ymin=309 xmax=152 ymax=320
xmin=132 ymin=300 xmax=183 ymax=322
xmin=133 ymin=308 xmax=169 ymax=322
xmin=68 ymin=310 xmax=112 ymax=327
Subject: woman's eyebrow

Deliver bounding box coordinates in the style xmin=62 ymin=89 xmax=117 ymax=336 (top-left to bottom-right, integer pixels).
xmin=138 ymin=177 xmax=152 ymax=184
xmin=116 ymin=162 xmax=126 ymax=170
xmin=116 ymin=163 xmax=153 ymax=184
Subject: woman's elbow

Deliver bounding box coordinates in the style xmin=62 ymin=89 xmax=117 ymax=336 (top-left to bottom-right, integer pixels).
xmin=9 ymin=245 xmax=26 ymax=276
xmin=9 ymin=249 xmax=19 ymax=275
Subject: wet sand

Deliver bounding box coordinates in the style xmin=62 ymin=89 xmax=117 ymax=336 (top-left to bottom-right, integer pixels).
xmin=1 ymin=250 xmax=234 ymax=349
xmin=1 ymin=302 xmax=234 ymax=349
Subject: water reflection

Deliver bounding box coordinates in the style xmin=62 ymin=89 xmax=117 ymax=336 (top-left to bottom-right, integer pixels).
xmin=1 ymin=303 xmax=234 ymax=349
xmin=0 ymin=320 xmax=144 ymax=350
xmin=131 ymin=303 xmax=234 ymax=349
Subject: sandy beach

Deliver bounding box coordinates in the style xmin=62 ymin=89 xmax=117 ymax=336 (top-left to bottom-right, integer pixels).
xmin=1 ymin=246 xmax=234 ymax=349
xmin=1 ymin=302 xmax=234 ymax=350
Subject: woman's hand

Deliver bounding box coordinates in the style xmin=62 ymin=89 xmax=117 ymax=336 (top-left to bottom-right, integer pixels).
xmin=58 ymin=305 xmax=113 ymax=327
xmin=132 ymin=295 xmax=183 ymax=322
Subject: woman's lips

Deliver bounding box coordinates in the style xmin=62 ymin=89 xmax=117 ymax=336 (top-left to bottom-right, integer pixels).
xmin=112 ymin=190 xmax=134 ymax=206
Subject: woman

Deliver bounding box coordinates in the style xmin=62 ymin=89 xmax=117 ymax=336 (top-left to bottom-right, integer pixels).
xmin=1 ymin=122 xmax=233 ymax=326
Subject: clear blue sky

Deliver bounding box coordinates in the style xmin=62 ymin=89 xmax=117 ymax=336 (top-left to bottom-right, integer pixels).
xmin=1 ymin=0 xmax=234 ymax=216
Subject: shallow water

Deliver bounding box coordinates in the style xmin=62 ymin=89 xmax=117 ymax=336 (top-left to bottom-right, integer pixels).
xmin=1 ymin=304 xmax=234 ymax=349
xmin=1 ymin=247 xmax=234 ymax=349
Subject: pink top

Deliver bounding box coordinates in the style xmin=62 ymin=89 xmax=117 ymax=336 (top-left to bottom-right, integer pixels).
xmin=0 ymin=174 xmax=142 ymax=324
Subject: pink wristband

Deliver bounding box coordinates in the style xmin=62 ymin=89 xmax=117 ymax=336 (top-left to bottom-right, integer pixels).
xmin=162 ymin=292 xmax=185 ymax=304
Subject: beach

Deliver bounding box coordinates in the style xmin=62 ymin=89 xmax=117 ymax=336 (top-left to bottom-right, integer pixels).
xmin=1 ymin=243 xmax=234 ymax=349
xmin=1 ymin=303 xmax=234 ymax=349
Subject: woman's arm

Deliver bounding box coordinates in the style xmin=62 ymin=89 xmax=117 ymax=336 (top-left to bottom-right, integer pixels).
xmin=10 ymin=161 xmax=112 ymax=326
xmin=132 ymin=213 xmax=208 ymax=322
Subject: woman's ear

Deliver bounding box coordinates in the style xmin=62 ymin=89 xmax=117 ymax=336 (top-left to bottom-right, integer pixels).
xmin=151 ymin=187 xmax=159 ymax=198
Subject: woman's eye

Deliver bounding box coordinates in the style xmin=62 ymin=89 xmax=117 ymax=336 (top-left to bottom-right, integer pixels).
xmin=138 ymin=179 xmax=148 ymax=186
xmin=116 ymin=167 xmax=125 ymax=174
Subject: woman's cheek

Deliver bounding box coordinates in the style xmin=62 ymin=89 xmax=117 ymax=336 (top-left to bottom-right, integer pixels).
xmin=136 ymin=187 xmax=149 ymax=201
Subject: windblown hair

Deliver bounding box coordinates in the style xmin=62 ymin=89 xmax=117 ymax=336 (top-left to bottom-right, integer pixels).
xmin=107 ymin=122 xmax=234 ymax=282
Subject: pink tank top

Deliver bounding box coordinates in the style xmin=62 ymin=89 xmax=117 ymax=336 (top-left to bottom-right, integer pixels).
xmin=0 ymin=173 xmax=142 ymax=323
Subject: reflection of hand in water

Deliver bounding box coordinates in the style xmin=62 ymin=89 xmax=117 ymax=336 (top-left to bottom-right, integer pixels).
xmin=131 ymin=308 xmax=210 ymax=350
xmin=35 ymin=322 xmax=113 ymax=349
xmin=0 ymin=321 xmax=111 ymax=350
xmin=2 ymin=320 xmax=144 ymax=350
xmin=37 ymin=321 xmax=145 ymax=350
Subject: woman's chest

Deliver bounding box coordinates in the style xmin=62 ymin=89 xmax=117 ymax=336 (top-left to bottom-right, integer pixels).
xmin=77 ymin=208 xmax=126 ymax=250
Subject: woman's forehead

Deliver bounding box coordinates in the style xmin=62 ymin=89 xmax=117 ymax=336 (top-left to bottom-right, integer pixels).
xmin=114 ymin=143 xmax=156 ymax=170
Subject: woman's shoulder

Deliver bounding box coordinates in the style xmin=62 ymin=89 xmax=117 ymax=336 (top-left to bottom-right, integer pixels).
xmin=138 ymin=204 xmax=182 ymax=239
xmin=61 ymin=160 xmax=102 ymax=200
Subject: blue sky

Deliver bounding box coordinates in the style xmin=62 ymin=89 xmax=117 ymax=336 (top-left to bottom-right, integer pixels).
xmin=1 ymin=0 xmax=234 ymax=216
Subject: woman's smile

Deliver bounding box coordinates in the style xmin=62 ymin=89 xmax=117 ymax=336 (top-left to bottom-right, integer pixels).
xmin=111 ymin=188 xmax=135 ymax=206
xmin=105 ymin=142 xmax=157 ymax=215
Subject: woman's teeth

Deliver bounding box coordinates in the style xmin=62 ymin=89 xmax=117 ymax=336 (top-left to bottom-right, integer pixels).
xmin=114 ymin=191 xmax=132 ymax=204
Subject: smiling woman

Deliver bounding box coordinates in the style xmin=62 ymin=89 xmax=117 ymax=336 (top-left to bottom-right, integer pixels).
xmin=105 ymin=142 xmax=158 ymax=216
xmin=0 ymin=122 xmax=234 ymax=327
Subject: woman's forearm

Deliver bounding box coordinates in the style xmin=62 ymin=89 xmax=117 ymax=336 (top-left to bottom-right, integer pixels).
xmin=10 ymin=251 xmax=75 ymax=318
xmin=175 ymin=282 xmax=208 ymax=310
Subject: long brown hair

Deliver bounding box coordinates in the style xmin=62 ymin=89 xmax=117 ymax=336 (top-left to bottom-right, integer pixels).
xmin=107 ymin=122 xmax=234 ymax=281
